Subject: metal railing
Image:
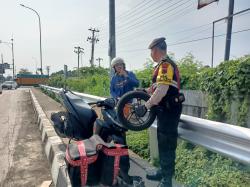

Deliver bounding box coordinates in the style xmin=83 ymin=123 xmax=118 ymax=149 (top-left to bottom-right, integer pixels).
xmin=40 ymin=85 xmax=250 ymax=165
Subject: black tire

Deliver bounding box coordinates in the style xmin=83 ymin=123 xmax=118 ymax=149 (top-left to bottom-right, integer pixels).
xmin=117 ymin=91 xmax=156 ymax=131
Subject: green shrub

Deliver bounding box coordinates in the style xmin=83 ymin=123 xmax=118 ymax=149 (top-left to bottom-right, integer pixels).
xmin=126 ymin=130 xmax=150 ymax=160
xmin=48 ymin=67 xmax=110 ymax=97
xmin=175 ymin=141 xmax=250 ymax=186
xmin=200 ymin=55 xmax=250 ymax=126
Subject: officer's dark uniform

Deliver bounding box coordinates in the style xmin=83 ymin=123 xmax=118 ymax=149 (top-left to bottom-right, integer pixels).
xmin=147 ymin=38 xmax=182 ymax=187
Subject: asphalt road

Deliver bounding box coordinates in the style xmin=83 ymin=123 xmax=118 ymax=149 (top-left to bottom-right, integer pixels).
xmin=0 ymin=89 xmax=52 ymax=187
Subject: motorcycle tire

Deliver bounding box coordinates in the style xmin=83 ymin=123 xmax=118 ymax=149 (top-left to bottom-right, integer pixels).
xmin=117 ymin=91 xmax=157 ymax=131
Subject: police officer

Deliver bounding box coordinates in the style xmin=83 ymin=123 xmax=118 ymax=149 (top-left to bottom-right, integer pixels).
xmin=144 ymin=37 xmax=182 ymax=187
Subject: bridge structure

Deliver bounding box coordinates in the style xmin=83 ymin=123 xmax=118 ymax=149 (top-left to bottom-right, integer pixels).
xmin=36 ymin=85 xmax=250 ymax=186
xmin=1 ymin=86 xmax=249 ymax=187
xmin=40 ymin=85 xmax=250 ymax=165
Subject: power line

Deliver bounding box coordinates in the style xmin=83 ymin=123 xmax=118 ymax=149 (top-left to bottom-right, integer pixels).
xmin=116 ymin=28 xmax=250 ymax=53
xmin=98 ymin=0 xmax=153 ymax=31
xmin=171 ymin=21 xmax=225 ymax=44
xmin=117 ymin=0 xmax=191 ymax=34
xmin=172 ymin=28 xmax=250 ymax=46
xmin=100 ymin=0 xmax=188 ymax=37
xmin=117 ymin=8 xmax=248 ymax=46
xmin=99 ymin=0 xmax=194 ymax=39
xmin=179 ymin=10 xmax=250 ymax=46
xmin=98 ymin=0 xmax=157 ymax=38
xmin=117 ymin=0 xmax=158 ymax=22
xmin=165 ymin=23 xmax=212 ymax=36
xmin=116 ymin=0 xmax=152 ymax=20
xmin=97 ymin=5 xmax=194 ymax=52
xmin=117 ymin=0 xmax=175 ymax=30
xmin=117 ymin=3 xmax=195 ymax=43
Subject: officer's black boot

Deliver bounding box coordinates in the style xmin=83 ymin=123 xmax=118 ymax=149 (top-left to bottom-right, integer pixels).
xmin=157 ymin=177 xmax=172 ymax=187
xmin=146 ymin=168 xmax=162 ymax=180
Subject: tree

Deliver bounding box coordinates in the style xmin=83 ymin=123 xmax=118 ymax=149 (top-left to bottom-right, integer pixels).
xmin=135 ymin=58 xmax=154 ymax=88
xmin=177 ymin=53 xmax=204 ymax=90
xmin=18 ymin=68 xmax=32 ymax=75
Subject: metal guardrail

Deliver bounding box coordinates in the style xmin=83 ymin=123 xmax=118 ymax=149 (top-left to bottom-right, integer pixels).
xmin=40 ymin=85 xmax=105 ymax=102
xmin=40 ymin=85 xmax=250 ymax=165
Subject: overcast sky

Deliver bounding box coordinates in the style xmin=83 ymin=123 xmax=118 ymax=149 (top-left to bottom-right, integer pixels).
xmin=0 ymin=0 xmax=250 ymax=76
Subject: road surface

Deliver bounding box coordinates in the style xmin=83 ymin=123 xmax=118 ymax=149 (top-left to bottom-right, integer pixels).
xmin=0 ymin=89 xmax=52 ymax=187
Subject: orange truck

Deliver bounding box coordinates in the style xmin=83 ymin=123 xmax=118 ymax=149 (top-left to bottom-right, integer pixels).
xmin=15 ymin=74 xmax=49 ymax=86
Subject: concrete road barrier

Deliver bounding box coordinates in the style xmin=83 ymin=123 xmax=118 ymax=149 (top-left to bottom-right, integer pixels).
xmin=30 ymin=89 xmax=71 ymax=187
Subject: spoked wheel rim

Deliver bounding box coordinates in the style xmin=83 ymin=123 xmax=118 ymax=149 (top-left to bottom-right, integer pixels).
xmin=117 ymin=91 xmax=156 ymax=131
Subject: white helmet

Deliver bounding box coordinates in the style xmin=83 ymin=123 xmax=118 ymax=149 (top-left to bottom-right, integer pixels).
xmin=111 ymin=57 xmax=125 ymax=68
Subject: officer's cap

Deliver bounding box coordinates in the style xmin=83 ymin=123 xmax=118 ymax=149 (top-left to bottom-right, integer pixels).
xmin=148 ymin=37 xmax=166 ymax=49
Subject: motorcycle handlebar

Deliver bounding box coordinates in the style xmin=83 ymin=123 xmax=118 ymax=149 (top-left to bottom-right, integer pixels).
xmin=87 ymin=101 xmax=102 ymax=105
xmin=88 ymin=98 xmax=116 ymax=109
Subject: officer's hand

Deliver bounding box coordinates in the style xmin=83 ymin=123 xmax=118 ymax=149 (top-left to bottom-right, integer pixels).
xmin=135 ymin=105 xmax=147 ymax=117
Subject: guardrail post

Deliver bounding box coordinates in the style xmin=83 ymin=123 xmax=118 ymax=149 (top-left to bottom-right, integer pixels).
xmin=149 ymin=124 xmax=159 ymax=161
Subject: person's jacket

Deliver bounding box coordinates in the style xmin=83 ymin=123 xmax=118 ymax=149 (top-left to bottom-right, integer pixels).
xmin=110 ymin=71 xmax=139 ymax=99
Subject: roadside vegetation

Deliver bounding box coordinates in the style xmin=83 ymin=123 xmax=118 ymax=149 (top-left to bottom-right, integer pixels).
xmin=46 ymin=54 xmax=250 ymax=186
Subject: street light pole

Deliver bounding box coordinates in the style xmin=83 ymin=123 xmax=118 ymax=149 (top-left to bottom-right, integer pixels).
xmin=20 ymin=4 xmax=43 ymax=75
xmin=0 ymin=39 xmax=15 ymax=79
xmin=11 ymin=38 xmax=15 ymax=78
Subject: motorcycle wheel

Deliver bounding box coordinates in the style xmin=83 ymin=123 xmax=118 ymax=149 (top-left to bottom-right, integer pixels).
xmin=117 ymin=91 xmax=156 ymax=131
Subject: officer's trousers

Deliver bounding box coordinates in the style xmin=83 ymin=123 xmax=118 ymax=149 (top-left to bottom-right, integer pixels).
xmin=157 ymin=104 xmax=182 ymax=183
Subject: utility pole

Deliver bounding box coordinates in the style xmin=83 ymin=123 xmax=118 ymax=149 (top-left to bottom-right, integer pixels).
xmin=87 ymin=28 xmax=99 ymax=67
xmin=11 ymin=38 xmax=15 ymax=78
xmin=1 ymin=54 xmax=3 ymax=64
xmin=211 ymin=8 xmax=249 ymax=67
xmin=0 ymin=54 xmax=3 ymax=76
xmin=109 ymin=0 xmax=116 ymax=77
xmin=74 ymin=46 xmax=84 ymax=78
xmin=80 ymin=52 xmax=83 ymax=67
xmin=64 ymin=65 xmax=68 ymax=79
xmin=224 ymin=0 xmax=234 ymax=61
xmin=96 ymin=57 xmax=103 ymax=67
xmin=46 ymin=66 xmax=50 ymax=76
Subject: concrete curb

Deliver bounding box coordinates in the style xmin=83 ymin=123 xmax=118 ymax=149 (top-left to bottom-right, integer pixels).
xmin=30 ymin=89 xmax=71 ymax=187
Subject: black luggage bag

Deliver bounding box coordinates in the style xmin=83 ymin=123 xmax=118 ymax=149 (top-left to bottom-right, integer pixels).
xmin=99 ymin=143 xmax=129 ymax=186
xmin=65 ymin=136 xmax=101 ymax=186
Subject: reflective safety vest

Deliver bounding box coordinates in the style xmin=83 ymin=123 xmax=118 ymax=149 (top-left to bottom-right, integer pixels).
xmin=151 ymin=56 xmax=180 ymax=93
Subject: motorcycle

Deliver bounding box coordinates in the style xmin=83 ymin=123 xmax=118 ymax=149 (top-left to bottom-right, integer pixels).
xmin=50 ymin=89 xmax=146 ymax=187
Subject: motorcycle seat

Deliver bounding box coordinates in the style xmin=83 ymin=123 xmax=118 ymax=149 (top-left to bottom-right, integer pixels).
xmin=65 ymin=91 xmax=97 ymax=125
